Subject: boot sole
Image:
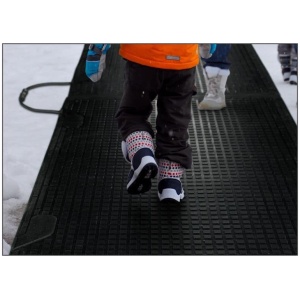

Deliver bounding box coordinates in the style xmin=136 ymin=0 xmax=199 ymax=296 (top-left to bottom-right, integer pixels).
xmin=158 ymin=188 xmax=184 ymax=202
xmin=198 ymin=100 xmax=226 ymax=110
xmin=127 ymin=161 xmax=158 ymax=194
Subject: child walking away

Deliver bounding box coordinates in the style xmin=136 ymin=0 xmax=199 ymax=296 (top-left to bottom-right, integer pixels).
xmin=198 ymin=44 xmax=231 ymax=110
xmin=278 ymin=44 xmax=298 ymax=85
xmin=86 ymin=43 xmax=216 ymax=202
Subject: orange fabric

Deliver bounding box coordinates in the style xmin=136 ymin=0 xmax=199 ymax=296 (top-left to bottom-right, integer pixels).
xmin=119 ymin=44 xmax=199 ymax=70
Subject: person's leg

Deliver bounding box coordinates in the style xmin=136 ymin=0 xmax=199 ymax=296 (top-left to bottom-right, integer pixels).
xmin=201 ymin=44 xmax=231 ymax=69
xmin=290 ymin=44 xmax=298 ymax=85
xmin=115 ymin=61 xmax=160 ymax=194
xmin=198 ymin=44 xmax=231 ymax=110
xmin=278 ymin=44 xmax=292 ymax=81
xmin=156 ymin=67 xmax=195 ymax=201
xmin=116 ymin=61 xmax=159 ymax=138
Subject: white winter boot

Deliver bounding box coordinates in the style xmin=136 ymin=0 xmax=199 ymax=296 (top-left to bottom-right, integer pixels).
xmin=198 ymin=66 xmax=229 ymax=110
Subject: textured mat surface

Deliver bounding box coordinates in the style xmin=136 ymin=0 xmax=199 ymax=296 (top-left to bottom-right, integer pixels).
xmin=10 ymin=44 xmax=297 ymax=255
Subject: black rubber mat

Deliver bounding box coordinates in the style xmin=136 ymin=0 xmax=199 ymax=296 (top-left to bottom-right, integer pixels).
xmin=10 ymin=44 xmax=297 ymax=255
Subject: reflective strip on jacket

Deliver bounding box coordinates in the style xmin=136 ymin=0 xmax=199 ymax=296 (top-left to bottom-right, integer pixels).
xmin=119 ymin=44 xmax=199 ymax=70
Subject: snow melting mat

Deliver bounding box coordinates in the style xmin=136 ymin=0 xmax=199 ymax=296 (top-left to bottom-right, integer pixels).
xmin=10 ymin=44 xmax=297 ymax=255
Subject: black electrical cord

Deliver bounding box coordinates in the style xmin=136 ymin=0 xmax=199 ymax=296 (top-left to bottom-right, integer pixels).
xmin=19 ymin=82 xmax=71 ymax=114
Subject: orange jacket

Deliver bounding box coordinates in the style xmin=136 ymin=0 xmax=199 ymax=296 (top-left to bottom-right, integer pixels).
xmin=119 ymin=44 xmax=199 ymax=70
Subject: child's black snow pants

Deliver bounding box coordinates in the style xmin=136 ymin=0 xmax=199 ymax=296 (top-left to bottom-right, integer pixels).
xmin=115 ymin=60 xmax=196 ymax=169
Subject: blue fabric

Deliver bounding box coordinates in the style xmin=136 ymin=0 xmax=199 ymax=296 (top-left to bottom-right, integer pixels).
xmin=202 ymin=44 xmax=231 ymax=70
xmin=85 ymin=61 xmax=101 ymax=78
xmin=210 ymin=44 xmax=217 ymax=54
xmin=88 ymin=44 xmax=111 ymax=56
xmin=85 ymin=44 xmax=111 ymax=80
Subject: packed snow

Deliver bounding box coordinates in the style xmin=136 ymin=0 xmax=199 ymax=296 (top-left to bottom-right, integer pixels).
xmin=2 ymin=44 xmax=84 ymax=252
xmin=2 ymin=44 xmax=297 ymax=255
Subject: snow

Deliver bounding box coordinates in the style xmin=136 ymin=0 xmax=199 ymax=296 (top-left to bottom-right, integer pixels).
xmin=253 ymin=44 xmax=297 ymax=123
xmin=1 ymin=44 xmax=298 ymax=299
xmin=3 ymin=44 xmax=297 ymax=253
xmin=2 ymin=44 xmax=84 ymax=253
xmin=2 ymin=44 xmax=298 ymax=252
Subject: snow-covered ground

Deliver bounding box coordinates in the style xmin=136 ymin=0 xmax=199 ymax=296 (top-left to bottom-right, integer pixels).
xmin=2 ymin=44 xmax=84 ymax=253
xmin=1 ymin=44 xmax=298 ymax=299
xmin=2 ymin=44 xmax=298 ymax=251
xmin=253 ymin=44 xmax=297 ymax=123
xmin=2 ymin=44 xmax=297 ymax=256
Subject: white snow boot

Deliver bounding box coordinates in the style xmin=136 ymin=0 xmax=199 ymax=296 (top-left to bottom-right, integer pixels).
xmin=289 ymin=72 xmax=297 ymax=85
xmin=198 ymin=66 xmax=229 ymax=110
